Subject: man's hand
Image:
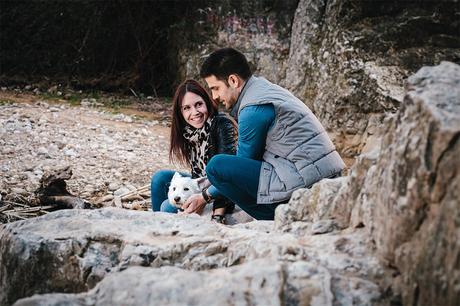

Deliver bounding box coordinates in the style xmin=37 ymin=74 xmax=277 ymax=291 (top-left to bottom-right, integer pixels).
xmin=182 ymin=194 xmax=206 ymax=215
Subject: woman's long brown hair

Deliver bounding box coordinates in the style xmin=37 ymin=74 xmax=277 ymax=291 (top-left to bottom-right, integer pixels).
xmin=169 ymin=79 xmax=218 ymax=166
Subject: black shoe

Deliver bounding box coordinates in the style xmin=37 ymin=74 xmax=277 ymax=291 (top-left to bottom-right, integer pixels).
xmin=211 ymin=214 xmax=226 ymax=224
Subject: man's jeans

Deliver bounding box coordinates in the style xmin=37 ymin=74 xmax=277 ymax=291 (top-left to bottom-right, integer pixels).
xmin=150 ymin=169 xmax=189 ymax=213
xmin=206 ymin=154 xmax=281 ymax=220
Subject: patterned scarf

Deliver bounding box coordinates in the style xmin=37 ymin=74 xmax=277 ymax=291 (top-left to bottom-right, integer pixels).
xmin=183 ymin=117 xmax=214 ymax=178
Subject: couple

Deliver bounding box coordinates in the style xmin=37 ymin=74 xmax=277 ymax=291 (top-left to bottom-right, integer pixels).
xmin=151 ymin=47 xmax=345 ymax=223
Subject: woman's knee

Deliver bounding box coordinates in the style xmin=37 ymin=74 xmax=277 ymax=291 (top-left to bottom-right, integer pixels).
xmin=151 ymin=170 xmax=173 ymax=188
xmin=160 ymin=200 xmax=178 ymax=213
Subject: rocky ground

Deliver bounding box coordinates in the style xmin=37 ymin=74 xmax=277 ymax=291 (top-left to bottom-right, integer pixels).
xmin=0 ymin=62 xmax=458 ymax=306
xmin=0 ymin=90 xmax=181 ymax=220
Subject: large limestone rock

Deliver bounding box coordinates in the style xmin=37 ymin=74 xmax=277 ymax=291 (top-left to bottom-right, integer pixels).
xmin=276 ymin=61 xmax=460 ymax=305
xmin=175 ymin=0 xmax=298 ymax=85
xmin=275 ymin=177 xmax=347 ymax=234
xmin=14 ymin=260 xmax=334 ymax=306
xmin=370 ymin=61 xmax=460 ymax=305
xmin=1 ymin=208 xmax=389 ymax=305
xmin=174 ymin=0 xmax=458 ymax=161
xmin=285 ymin=0 xmax=460 ymax=158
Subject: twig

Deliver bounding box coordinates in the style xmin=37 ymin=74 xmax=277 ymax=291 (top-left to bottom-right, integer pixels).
xmin=129 ymin=88 xmax=138 ymax=98
xmin=119 ymin=184 xmax=150 ymax=199
xmin=4 ymin=201 xmax=29 ymax=207
xmin=0 ymin=204 xmax=12 ymax=213
xmin=4 ymin=205 xmax=54 ymax=214
xmin=3 ymin=211 xmax=27 ymax=220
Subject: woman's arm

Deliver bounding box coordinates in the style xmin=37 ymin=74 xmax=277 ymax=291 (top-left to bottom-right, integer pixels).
xmin=215 ymin=114 xmax=238 ymax=155
xmin=205 ymin=114 xmax=238 ymax=200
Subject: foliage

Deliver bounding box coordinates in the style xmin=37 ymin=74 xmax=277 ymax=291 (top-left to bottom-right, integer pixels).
xmin=0 ymin=0 xmax=208 ymax=95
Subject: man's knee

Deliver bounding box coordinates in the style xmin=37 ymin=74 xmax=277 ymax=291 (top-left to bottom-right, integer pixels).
xmin=206 ymin=154 xmax=230 ymax=179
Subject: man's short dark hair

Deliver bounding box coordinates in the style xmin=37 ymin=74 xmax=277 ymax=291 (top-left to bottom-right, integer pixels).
xmin=200 ymin=48 xmax=252 ymax=82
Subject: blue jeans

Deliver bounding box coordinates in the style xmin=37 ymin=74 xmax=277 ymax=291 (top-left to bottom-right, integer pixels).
xmin=206 ymin=154 xmax=281 ymax=220
xmin=150 ymin=170 xmax=189 ymax=213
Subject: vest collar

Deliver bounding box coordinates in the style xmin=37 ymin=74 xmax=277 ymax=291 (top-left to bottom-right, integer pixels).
xmin=229 ymin=75 xmax=257 ymax=122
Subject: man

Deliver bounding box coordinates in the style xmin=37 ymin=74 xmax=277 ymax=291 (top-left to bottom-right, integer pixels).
xmin=183 ymin=47 xmax=345 ymax=220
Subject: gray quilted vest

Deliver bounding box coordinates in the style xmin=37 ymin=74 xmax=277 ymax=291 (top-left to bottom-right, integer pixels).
xmin=236 ymin=76 xmax=345 ymax=204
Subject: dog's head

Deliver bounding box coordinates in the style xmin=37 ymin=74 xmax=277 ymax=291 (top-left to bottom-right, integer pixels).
xmin=167 ymin=172 xmax=201 ymax=209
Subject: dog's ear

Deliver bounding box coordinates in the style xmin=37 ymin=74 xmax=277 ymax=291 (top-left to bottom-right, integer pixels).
xmin=172 ymin=172 xmax=182 ymax=180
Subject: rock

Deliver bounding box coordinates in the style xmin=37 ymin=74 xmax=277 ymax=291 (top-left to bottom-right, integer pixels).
xmin=64 ymin=148 xmax=78 ymax=157
xmin=113 ymin=187 xmax=130 ymax=197
xmin=47 ymin=86 xmax=58 ymax=94
xmin=10 ymin=187 xmax=28 ymax=196
xmin=176 ymin=1 xmax=298 ymax=86
xmin=3 ymin=147 xmax=14 ymax=154
xmin=95 ymin=194 xmax=114 ymax=205
xmin=311 ymin=219 xmax=340 ymax=235
xmin=284 ymin=0 xmax=460 ymax=158
xmin=123 ymin=115 xmax=133 ymax=123
xmin=0 ymin=208 xmax=388 ymax=305
xmin=33 ymin=169 xmax=43 ymax=177
xmin=275 ymin=177 xmax=346 ymax=232
xmin=14 ymin=260 xmax=334 ymax=306
xmin=113 ymin=114 xmax=125 ymax=121
xmin=35 ymin=166 xmax=91 ymax=209
xmin=36 ymin=147 xmax=49 ymax=156
xmin=225 ymin=207 xmax=254 ymax=225
xmin=369 ymin=61 xmax=460 ymax=305
xmin=273 ymin=61 xmax=460 ymax=306
xmin=107 ymin=182 xmax=119 ymax=192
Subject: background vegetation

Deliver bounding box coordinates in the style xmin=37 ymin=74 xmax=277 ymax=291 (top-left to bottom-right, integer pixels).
xmin=0 ymin=0 xmax=297 ymax=96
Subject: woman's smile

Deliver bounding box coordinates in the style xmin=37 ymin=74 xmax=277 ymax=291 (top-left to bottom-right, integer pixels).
xmin=181 ymin=92 xmax=209 ymax=129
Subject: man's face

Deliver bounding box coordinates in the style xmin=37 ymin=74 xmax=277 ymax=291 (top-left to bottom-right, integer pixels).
xmin=204 ymin=75 xmax=239 ymax=110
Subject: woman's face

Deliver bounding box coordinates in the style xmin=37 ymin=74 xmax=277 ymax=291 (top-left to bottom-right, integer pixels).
xmin=181 ymin=91 xmax=209 ymax=129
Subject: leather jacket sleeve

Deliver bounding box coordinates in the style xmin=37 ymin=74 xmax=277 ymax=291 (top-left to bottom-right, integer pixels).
xmin=209 ymin=113 xmax=237 ymax=213
xmin=211 ymin=113 xmax=238 ymax=155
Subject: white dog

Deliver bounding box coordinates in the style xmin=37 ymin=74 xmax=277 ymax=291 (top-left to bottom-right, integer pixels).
xmin=167 ymin=172 xmax=253 ymax=224
xmin=168 ymin=172 xmax=203 ymax=210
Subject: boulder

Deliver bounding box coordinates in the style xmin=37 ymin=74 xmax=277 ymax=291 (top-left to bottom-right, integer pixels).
xmin=275 ymin=177 xmax=346 ymax=234
xmin=369 ymin=61 xmax=460 ymax=305
xmin=14 ymin=260 xmax=334 ymax=306
xmin=276 ymin=61 xmax=460 ymax=305
xmin=1 ymin=208 xmax=389 ymax=305
xmin=285 ymin=0 xmax=460 ymax=158
xmin=176 ymin=1 xmax=298 ymax=85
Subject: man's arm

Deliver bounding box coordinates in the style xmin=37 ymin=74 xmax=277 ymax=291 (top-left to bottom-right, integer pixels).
xmin=185 ymin=105 xmax=275 ymax=212
xmin=237 ymin=104 xmax=275 ymax=160
xmin=206 ymin=104 xmax=274 ymax=200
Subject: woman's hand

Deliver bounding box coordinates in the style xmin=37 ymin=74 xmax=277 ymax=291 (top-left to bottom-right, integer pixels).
xmin=182 ymin=194 xmax=206 ymax=214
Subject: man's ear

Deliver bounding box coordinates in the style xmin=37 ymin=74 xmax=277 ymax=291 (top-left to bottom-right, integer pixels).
xmin=227 ymin=74 xmax=242 ymax=89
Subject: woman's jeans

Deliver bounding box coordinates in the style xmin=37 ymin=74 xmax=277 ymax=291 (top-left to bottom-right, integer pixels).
xmin=150 ymin=170 xmax=189 ymax=213
xmin=206 ymin=154 xmax=281 ymax=220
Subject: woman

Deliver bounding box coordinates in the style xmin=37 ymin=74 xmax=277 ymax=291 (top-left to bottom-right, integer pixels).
xmin=151 ymin=79 xmax=237 ymax=223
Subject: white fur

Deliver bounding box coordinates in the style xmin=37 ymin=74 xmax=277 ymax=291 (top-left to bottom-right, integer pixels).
xmin=168 ymin=172 xmax=201 ymax=209
xmin=166 ymin=172 xmax=254 ymax=224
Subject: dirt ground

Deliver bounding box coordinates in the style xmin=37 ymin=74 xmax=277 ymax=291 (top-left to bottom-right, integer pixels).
xmin=0 ymin=90 xmax=186 ymax=216
xmin=1 ymin=89 xmax=354 ymax=222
